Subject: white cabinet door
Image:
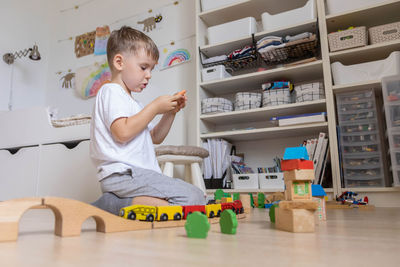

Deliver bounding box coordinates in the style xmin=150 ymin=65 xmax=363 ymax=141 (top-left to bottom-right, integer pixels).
xmin=37 ymin=141 xmax=101 ymax=203
xmin=0 ymin=146 xmax=39 ymax=201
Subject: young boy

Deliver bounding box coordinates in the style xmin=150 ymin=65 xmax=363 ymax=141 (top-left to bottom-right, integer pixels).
xmin=90 ymin=26 xmax=206 ymax=215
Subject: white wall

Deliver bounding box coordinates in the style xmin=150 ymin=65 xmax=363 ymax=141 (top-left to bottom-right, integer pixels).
xmin=45 ymin=0 xmax=196 ymax=145
xmin=0 ymin=0 xmax=53 ymax=111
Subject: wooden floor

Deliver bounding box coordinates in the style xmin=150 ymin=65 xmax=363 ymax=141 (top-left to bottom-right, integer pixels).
xmin=0 ymin=208 xmax=399 ymax=266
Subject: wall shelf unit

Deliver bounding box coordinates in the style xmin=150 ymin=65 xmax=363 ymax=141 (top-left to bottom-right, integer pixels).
xmin=195 ymin=0 xmax=400 ymax=206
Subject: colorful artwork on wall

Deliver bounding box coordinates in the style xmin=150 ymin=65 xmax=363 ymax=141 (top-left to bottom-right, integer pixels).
xmin=158 ymin=38 xmax=192 ymax=70
xmin=75 ymin=31 xmax=96 ymax=58
xmin=75 ymin=61 xmax=111 ymax=98
xmin=57 ymin=71 xmax=76 ymax=90
xmin=94 ymin=25 xmax=110 ymax=55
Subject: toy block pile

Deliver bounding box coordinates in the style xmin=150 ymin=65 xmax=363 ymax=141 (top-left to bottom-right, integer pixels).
xmin=275 ymin=147 xmax=318 ymax=233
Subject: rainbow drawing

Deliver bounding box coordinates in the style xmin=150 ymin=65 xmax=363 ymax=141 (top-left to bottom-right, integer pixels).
xmin=76 ymin=62 xmax=111 ymax=98
xmin=161 ymin=48 xmax=191 ymax=70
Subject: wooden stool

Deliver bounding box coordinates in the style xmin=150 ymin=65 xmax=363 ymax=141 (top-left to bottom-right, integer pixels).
xmin=155 ymin=145 xmax=209 ymax=194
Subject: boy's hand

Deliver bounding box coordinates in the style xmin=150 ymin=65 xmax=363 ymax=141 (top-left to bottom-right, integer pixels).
xmin=171 ymin=91 xmax=187 ymax=113
xmin=151 ymin=95 xmax=182 ymax=114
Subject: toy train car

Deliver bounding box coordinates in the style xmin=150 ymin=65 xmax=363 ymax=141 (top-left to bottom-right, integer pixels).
xmin=119 ymin=200 xmax=244 ymax=222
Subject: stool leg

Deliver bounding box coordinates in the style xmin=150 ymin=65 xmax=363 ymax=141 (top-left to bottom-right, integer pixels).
xmin=184 ymin=164 xmax=192 ymax=183
xmin=190 ymin=162 xmax=206 ymax=194
xmin=163 ymin=162 xmax=174 ymax=177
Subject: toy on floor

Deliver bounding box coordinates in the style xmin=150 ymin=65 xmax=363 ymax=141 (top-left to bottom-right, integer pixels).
xmin=185 ymin=211 xmax=210 ymax=238
xmin=257 ymin=193 xmax=265 ymax=208
xmin=219 ymin=209 xmax=238 ymax=235
xmin=274 ymin=147 xmax=318 ymax=233
xmin=312 ymin=184 xmax=327 ymax=221
xmin=336 ymin=191 xmax=368 ymax=205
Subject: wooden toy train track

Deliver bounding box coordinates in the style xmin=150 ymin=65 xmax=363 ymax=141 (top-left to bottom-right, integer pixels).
xmin=0 ymin=197 xmax=246 ymax=242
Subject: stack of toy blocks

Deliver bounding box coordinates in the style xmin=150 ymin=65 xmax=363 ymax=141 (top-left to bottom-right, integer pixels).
xmin=275 ymin=147 xmax=318 ymax=233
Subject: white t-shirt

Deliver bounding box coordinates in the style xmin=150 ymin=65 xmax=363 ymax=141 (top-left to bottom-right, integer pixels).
xmin=90 ymin=83 xmax=161 ymax=181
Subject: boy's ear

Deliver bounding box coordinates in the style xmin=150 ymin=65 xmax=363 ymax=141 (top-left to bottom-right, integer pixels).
xmin=113 ymin=54 xmax=124 ymax=71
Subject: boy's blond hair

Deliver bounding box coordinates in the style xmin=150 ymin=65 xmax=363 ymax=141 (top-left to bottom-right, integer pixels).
xmin=107 ymin=26 xmax=159 ymax=71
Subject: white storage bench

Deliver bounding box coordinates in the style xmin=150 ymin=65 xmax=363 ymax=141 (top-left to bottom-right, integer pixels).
xmin=262 ymin=0 xmax=316 ymax=32
xmin=331 ymin=51 xmax=400 ymax=85
xmin=0 ymin=107 xmax=100 ymax=202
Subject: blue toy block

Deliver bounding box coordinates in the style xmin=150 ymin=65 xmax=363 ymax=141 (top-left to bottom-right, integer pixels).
xmin=312 ymin=184 xmax=327 ymax=197
xmin=283 ymin=147 xmax=309 ymax=160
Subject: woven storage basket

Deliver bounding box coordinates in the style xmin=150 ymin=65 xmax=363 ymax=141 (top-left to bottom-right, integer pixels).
xmin=262 ymin=89 xmax=292 ymax=107
xmin=369 ymin=21 xmax=400 ymax=45
xmin=201 ymin=98 xmax=233 ymax=114
xmin=328 ymin=26 xmax=367 ymax=52
xmin=234 ymin=92 xmax=262 ymax=111
xmin=295 ymin=82 xmax=325 ymax=103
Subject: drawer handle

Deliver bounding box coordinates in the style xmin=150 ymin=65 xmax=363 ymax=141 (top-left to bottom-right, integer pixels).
xmin=238 ymin=176 xmax=250 ymax=180
xmin=382 ymin=29 xmax=398 ymax=35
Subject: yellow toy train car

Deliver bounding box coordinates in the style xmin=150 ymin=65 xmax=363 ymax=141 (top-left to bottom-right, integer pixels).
xmin=205 ymin=203 xmax=221 ymax=218
xmin=119 ymin=205 xmax=156 ymax=222
xmin=156 ymin=206 xmax=183 ymax=221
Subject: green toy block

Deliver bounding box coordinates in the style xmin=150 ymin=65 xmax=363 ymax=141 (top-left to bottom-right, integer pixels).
xmin=214 ymin=189 xmax=225 ymax=200
xmin=269 ymin=204 xmax=279 ymax=223
xmin=219 ymin=209 xmax=238 ymax=235
xmin=249 ymin=193 xmax=255 ymax=208
xmin=185 ymin=212 xmax=210 ymax=239
xmin=233 ymin=193 xmax=240 ymax=201
xmin=257 ymin=192 xmax=265 ymax=208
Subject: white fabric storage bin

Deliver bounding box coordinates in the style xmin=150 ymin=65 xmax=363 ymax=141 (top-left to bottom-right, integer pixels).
xmin=261 ymin=0 xmax=316 ymax=32
xmin=331 ymin=51 xmax=400 ymax=85
xmin=201 ymin=98 xmax=233 ymax=114
xmin=201 ymin=0 xmax=242 ymax=12
xmin=295 ymin=82 xmax=325 ymax=102
xmin=234 ymin=92 xmax=262 ymax=111
xmin=258 ymin=172 xmax=284 ymax=190
xmin=325 ymin=0 xmax=387 ymax=15
xmin=201 ymin=65 xmax=231 ymax=82
xmin=262 ymin=89 xmax=292 ymax=107
xmin=208 ymin=17 xmax=256 ymax=45
xmin=232 ymin=173 xmax=259 ymax=189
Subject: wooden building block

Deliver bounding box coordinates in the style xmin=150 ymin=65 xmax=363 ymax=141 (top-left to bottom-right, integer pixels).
xmin=313 ymin=197 xmax=326 ymax=221
xmin=275 ymin=208 xmax=315 ymax=233
xmin=153 ymin=220 xmax=186 ymax=229
xmin=0 ymin=198 xmax=43 ymax=242
xmin=284 ymin=169 xmax=315 ymax=181
xmin=44 ymin=197 xmax=152 ymax=237
xmin=285 ymin=180 xmax=312 ymax=201
xmin=221 ymin=197 xmax=233 ymax=203
xmin=279 ymin=200 xmax=318 ymax=210
xmin=281 ymin=159 xmax=314 ymax=171
xmin=239 ymin=194 xmax=251 ymax=214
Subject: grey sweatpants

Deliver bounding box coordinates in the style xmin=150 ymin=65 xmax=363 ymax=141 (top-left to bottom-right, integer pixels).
xmin=100 ymin=166 xmax=206 ymax=206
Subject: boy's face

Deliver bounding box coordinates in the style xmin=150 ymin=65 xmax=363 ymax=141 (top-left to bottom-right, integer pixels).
xmin=120 ymin=48 xmax=157 ymax=93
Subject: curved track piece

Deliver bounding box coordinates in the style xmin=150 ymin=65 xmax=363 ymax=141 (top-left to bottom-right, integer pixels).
xmin=0 ymin=198 xmax=43 ymax=242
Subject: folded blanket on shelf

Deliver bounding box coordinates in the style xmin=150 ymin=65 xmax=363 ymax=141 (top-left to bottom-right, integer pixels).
xmin=228 ymin=45 xmax=253 ymax=59
xmin=202 ymin=55 xmax=228 ymax=64
xmin=285 ymin=34 xmax=316 ymax=47
xmin=256 ymin=36 xmax=283 ymax=49
xmin=284 ymin=32 xmax=313 ymax=43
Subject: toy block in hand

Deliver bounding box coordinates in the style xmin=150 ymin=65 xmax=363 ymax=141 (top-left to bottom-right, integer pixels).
xmin=284 ymin=169 xmax=315 ymax=181
xmin=281 ymin=159 xmax=314 ymax=171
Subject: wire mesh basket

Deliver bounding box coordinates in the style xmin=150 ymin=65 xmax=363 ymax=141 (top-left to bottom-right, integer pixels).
xmin=258 ymin=34 xmax=318 ymax=64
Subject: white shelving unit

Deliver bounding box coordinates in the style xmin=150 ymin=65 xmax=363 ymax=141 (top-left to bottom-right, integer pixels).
xmin=195 ymin=0 xmax=400 ymax=205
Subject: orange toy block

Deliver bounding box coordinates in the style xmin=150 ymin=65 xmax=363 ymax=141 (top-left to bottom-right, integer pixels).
xmin=281 ymin=159 xmax=314 ymax=171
